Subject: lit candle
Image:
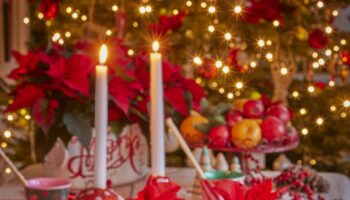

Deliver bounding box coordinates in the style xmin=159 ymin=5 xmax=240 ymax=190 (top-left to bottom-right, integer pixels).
xmin=150 ymin=41 xmax=166 ymax=176
xmin=94 ymin=44 xmax=108 ymax=188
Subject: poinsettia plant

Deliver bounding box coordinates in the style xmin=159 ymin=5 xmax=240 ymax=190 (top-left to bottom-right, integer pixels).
xmin=5 ymin=39 xmax=205 ymax=160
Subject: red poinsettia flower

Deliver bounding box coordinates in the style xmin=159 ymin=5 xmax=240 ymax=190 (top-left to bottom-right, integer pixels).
xmin=8 ymin=51 xmax=48 ymax=80
xmin=244 ymin=0 xmax=283 ymax=24
xmin=6 ymin=83 xmax=46 ymax=112
xmin=39 ymin=0 xmax=60 ymax=20
xmin=137 ymin=176 xmax=183 ymax=200
xmin=47 ymin=54 xmax=93 ymax=97
xmin=108 ymin=104 xmax=125 ymax=121
xmin=149 ymin=10 xmax=187 ymax=35
xmin=32 ymin=98 xmax=59 ymax=133
xmin=308 ymin=29 xmax=328 ymax=50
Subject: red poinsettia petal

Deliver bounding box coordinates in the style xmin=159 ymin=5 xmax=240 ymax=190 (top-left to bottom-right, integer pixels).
xmin=39 ymin=0 xmax=60 ymax=20
xmin=108 ymin=104 xmax=125 ymax=121
xmin=32 ymin=98 xmax=59 ymax=133
xmin=212 ymin=180 xmax=248 ymax=200
xmin=6 ymin=84 xmax=46 ymax=112
xmin=164 ymin=86 xmax=188 ymax=116
xmin=246 ymin=180 xmax=277 ymax=200
xmin=137 ymin=176 xmax=183 ymax=200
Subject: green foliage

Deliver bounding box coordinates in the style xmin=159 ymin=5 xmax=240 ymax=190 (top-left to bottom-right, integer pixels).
xmin=63 ymin=110 xmax=92 ymax=148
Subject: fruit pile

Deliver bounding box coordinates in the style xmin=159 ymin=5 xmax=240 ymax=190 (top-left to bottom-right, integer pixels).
xmin=180 ymin=95 xmax=299 ymax=150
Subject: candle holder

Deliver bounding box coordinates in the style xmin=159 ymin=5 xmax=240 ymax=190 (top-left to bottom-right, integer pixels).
xmin=75 ymin=188 xmax=124 ymax=200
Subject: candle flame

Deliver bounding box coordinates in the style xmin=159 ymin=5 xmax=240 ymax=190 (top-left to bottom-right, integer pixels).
xmin=152 ymin=41 xmax=159 ymax=52
xmin=99 ymin=44 xmax=108 ymax=64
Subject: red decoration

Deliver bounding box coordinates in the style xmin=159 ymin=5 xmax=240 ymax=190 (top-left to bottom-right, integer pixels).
xmin=209 ymin=126 xmax=230 ymax=148
xmin=261 ymin=116 xmax=286 ymax=143
xmin=341 ymin=50 xmax=350 ymax=65
xmin=75 ymin=188 xmax=124 ymax=200
xmin=149 ymin=11 xmax=186 ymax=35
xmin=243 ymin=100 xmax=265 ymax=118
xmin=8 ymin=51 xmax=44 ymax=80
xmin=39 ymin=0 xmax=60 ymax=20
xmin=136 ymin=176 xmax=183 ymax=200
xmin=244 ymin=0 xmax=283 ymax=25
xmin=227 ymin=48 xmax=248 ymax=73
xmin=308 ymin=29 xmax=328 ymax=49
xmin=225 ymin=110 xmax=243 ymax=129
xmin=266 ymin=105 xmax=291 ymax=125
xmin=198 ymin=58 xmax=218 ymax=79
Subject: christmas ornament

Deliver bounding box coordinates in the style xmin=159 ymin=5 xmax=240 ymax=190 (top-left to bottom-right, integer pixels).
xmin=266 ymin=104 xmax=291 ymax=125
xmin=209 ymin=126 xmax=230 ymax=148
xmin=308 ymin=28 xmax=328 ymax=49
xmin=341 ymin=50 xmax=350 ymax=65
xmin=214 ymin=153 xmax=229 ymax=171
xmin=261 ymin=116 xmax=286 ymax=143
xmin=197 ymin=58 xmax=218 ymax=79
xmin=231 ymin=119 xmax=262 ymax=149
xmin=75 ymin=188 xmax=124 ymax=200
xmin=294 ymin=26 xmax=308 ymax=41
xmin=180 ymin=115 xmax=209 ymax=145
xmin=243 ymin=100 xmax=265 ymax=118
xmin=227 ymin=48 xmax=248 ymax=73
xmin=244 ymin=0 xmax=283 ymax=25
xmin=39 ymin=0 xmax=60 ymax=20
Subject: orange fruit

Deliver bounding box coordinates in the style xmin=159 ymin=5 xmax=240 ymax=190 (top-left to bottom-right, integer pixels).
xmin=180 ymin=115 xmax=209 ymax=145
xmin=231 ymin=119 xmax=262 ymax=149
xmin=232 ymin=99 xmax=248 ymax=112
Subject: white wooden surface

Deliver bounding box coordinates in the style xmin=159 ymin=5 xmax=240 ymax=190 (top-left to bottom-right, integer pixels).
xmin=0 ymin=167 xmax=350 ymax=200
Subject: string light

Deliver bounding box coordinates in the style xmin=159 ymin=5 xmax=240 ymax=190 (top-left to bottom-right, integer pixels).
xmin=23 ymin=17 xmax=30 ymax=24
xmin=24 ymin=115 xmax=31 ymax=120
xmin=3 ymin=130 xmax=12 ymax=138
xmin=222 ymin=66 xmax=230 ymax=73
xmin=139 ymin=6 xmax=146 ymax=14
xmin=235 ymin=81 xmax=244 ymax=90
xmin=325 ymin=26 xmax=333 ymax=34
xmin=52 ymin=33 xmax=61 ymax=42
xmin=128 ymin=49 xmax=134 ymax=56
xmin=316 ymin=1 xmax=324 ymax=8
xmin=37 ymin=13 xmax=44 ymax=19
xmin=308 ymin=86 xmax=315 ymax=93
xmin=343 ymin=100 xmax=350 ymax=108
xmin=81 ymin=15 xmax=87 ymax=21
xmin=340 ymin=39 xmax=347 ymax=46
xmin=257 ymin=39 xmax=265 ymax=47
xmin=227 ymin=93 xmax=234 ymax=99
xmin=215 ymin=60 xmax=223 ymax=68
xmin=200 ymin=2 xmax=207 ymax=8
xmin=208 ymin=6 xmax=216 ymax=13
xmin=224 ymin=32 xmax=232 ymax=40
xmin=318 ymin=58 xmax=325 ymax=65
xmin=219 ymin=88 xmax=225 ymax=94
xmin=72 ymin=12 xmax=79 ymax=19
xmin=316 ymin=117 xmax=324 ymax=126
xmin=58 ymin=39 xmax=64 ymax=45
xmin=7 ymin=115 xmax=14 ymax=121
xmin=186 ymin=1 xmax=192 ymax=7
xmin=233 ymin=5 xmax=242 ymax=14
xmin=145 ymin=5 xmax=152 ymax=13
xmin=193 ymin=57 xmax=203 ymax=65
xmin=310 ymin=159 xmax=317 ymax=165
xmin=208 ymin=25 xmax=215 ymax=33
xmin=280 ymin=67 xmax=288 ymax=76
xmin=5 ymin=168 xmax=12 ymax=174
xmin=333 ymin=45 xmax=340 ymax=52
xmin=195 ymin=78 xmax=202 ymax=84
xmin=265 ymin=53 xmax=273 ymax=61
xmin=250 ymin=61 xmax=257 ymax=68
xmin=299 ymin=108 xmax=307 ymax=115
xmin=325 ymin=49 xmax=332 ymax=56
xmin=301 ymin=128 xmax=309 ymax=135
xmin=1 ymin=142 xmax=7 ymax=148
xmin=332 ymin=10 xmax=338 ymax=16
xmin=341 ymin=112 xmax=347 ymax=118
xmin=173 ymin=9 xmax=179 ymax=15
xmin=133 ymin=21 xmax=139 ymax=27
xmin=312 ymin=52 xmax=318 ymax=58
xmin=328 ymin=80 xmax=335 ymax=87
xmin=273 ymin=20 xmax=280 ymax=27
xmin=292 ymin=91 xmax=300 ymax=98
xmin=312 ymin=62 xmax=320 ymax=69
xmin=112 ymin=5 xmax=118 ymax=12
xmin=266 ymin=40 xmax=272 ymax=46
xmin=330 ymin=105 xmax=336 ymax=112
xmin=106 ymin=29 xmax=112 ymax=36
xmin=66 ymin=7 xmax=73 ymax=13
xmin=211 ymin=82 xmax=218 ymax=88
xmin=65 ymin=32 xmax=71 ymax=38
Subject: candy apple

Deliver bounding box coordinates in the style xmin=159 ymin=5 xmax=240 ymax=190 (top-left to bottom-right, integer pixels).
xmin=231 ymin=119 xmax=262 ymax=149
xmin=180 ymin=115 xmax=209 ymax=145
xmin=232 ymin=98 xmax=248 ymax=111
xmin=225 ymin=110 xmax=243 ymax=129
xmin=261 ymin=116 xmax=286 ymax=143
xmin=243 ymin=100 xmax=264 ymax=118
xmin=266 ymin=104 xmax=290 ymax=124
xmin=209 ymin=126 xmax=230 ymax=148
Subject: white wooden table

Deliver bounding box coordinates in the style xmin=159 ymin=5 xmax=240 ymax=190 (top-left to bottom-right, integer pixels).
xmin=1 ymin=167 xmax=349 ymax=200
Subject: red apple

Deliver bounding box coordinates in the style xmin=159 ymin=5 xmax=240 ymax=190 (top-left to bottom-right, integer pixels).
xmin=261 ymin=116 xmax=286 ymax=143
xmin=225 ymin=110 xmax=243 ymax=129
xmin=266 ymin=104 xmax=291 ymax=124
xmin=243 ymin=100 xmax=264 ymax=118
xmin=209 ymin=126 xmax=230 ymax=148
xmin=284 ymin=126 xmax=299 ymax=144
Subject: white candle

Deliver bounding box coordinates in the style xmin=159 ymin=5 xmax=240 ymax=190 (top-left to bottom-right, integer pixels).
xmin=94 ymin=44 xmax=108 ymax=188
xmin=150 ymin=41 xmax=166 ymax=176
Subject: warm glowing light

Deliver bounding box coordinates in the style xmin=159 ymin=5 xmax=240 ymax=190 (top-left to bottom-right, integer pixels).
xmin=1 ymin=142 xmax=7 ymax=148
xmin=341 ymin=112 xmax=347 ymax=118
xmin=222 ymin=66 xmax=230 ymax=73
xmin=266 ymin=53 xmax=273 ymax=61
xmin=52 ymin=33 xmax=61 ymax=42
xmin=312 ymin=52 xmax=318 ymax=58
xmin=215 ymin=60 xmax=223 ymax=68
xmin=66 ymin=7 xmax=72 ymax=13
xmin=23 ymin=17 xmax=30 ymax=24
xmin=5 ymin=168 xmax=11 ymax=174
xmin=145 ymin=5 xmax=152 ymax=13
xmin=292 ymin=91 xmax=299 ymax=98
xmin=81 ymin=15 xmax=87 ymax=21
xmin=4 ymin=130 xmax=12 ymax=138
xmin=301 ymin=128 xmax=309 ymax=135
xmin=58 ymin=39 xmax=64 ymax=45
xmin=340 ymin=39 xmax=347 ymax=46
xmin=330 ymin=105 xmax=336 ymax=112
xmin=316 ymin=117 xmax=324 ymax=125
xmin=65 ymin=32 xmax=71 ymax=38
xmin=273 ymin=20 xmax=280 ymax=27
xmin=186 ymin=1 xmax=192 ymax=7
xmin=312 ymin=62 xmax=320 ymax=69
xmin=195 ymin=78 xmax=202 ymax=84
xmin=328 ymin=80 xmax=335 ymax=87
xmin=193 ymin=57 xmax=203 ymax=65
xmin=152 ymin=41 xmax=159 ymax=52
xmin=106 ymin=29 xmax=112 ymax=36
xmin=208 ymin=25 xmax=215 ymax=33
xmin=128 ymin=49 xmax=134 ymax=56
xmin=99 ymin=44 xmax=108 ymax=65
xmin=318 ymin=58 xmax=325 ymax=65
xmin=25 ymin=115 xmax=31 ymax=120
xmin=250 ymin=61 xmax=257 ymax=68
xmin=72 ymin=12 xmax=79 ymax=19
xmin=173 ymin=9 xmax=179 ymax=15
xmin=316 ymin=1 xmax=324 ymax=8
xmin=325 ymin=26 xmax=333 ymax=34
xmin=224 ymin=32 xmax=232 ymax=40
xmin=266 ymin=40 xmax=272 ymax=46
xmin=333 ymin=45 xmax=340 ymax=52
xmin=200 ymin=2 xmax=207 ymax=8
xmin=219 ymin=88 xmax=225 ymax=94
xmin=310 ymin=159 xmax=317 ymax=165
xmin=280 ymin=67 xmax=288 ymax=75
xmin=233 ymin=5 xmax=242 ymax=14
xmin=325 ymin=49 xmax=332 ymax=56
xmin=133 ymin=22 xmax=139 ymax=27
xmin=208 ymin=6 xmax=216 ymax=13
xmin=112 ymin=5 xmax=119 ymax=12
xmin=308 ymin=86 xmax=315 ymax=93
xmin=299 ymin=108 xmax=307 ymax=115
xmin=343 ymin=100 xmax=350 ymax=108
xmin=332 ymin=10 xmax=338 ymax=16
xmin=7 ymin=115 xmax=14 ymax=121
xmin=212 ymin=82 xmax=218 ymax=88
xmin=257 ymin=39 xmax=265 ymax=47
xmin=235 ymin=81 xmax=243 ymax=90
xmin=227 ymin=93 xmax=234 ymax=99
xmin=37 ymin=13 xmax=44 ymax=19
xmin=139 ymin=6 xmax=146 ymax=14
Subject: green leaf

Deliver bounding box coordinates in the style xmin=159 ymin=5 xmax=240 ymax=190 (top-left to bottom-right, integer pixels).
xmin=194 ymin=123 xmax=211 ymax=134
xmin=63 ymin=111 xmax=92 ymax=148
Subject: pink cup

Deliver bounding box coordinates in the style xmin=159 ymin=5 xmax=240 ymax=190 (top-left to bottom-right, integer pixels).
xmin=25 ymin=177 xmax=71 ymax=200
